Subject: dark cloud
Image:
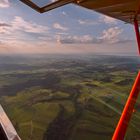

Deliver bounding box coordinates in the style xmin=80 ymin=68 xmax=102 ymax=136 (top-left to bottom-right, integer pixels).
xmin=59 ymin=35 xmax=133 ymax=45
xmin=0 ymin=23 xmax=11 ymax=27
xmin=60 ymin=37 xmax=101 ymax=44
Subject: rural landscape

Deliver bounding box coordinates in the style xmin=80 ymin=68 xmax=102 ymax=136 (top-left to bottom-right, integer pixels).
xmin=0 ymin=54 xmax=139 ymax=140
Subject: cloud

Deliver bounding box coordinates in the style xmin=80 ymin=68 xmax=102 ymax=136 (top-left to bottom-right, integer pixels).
xmin=0 ymin=22 xmax=11 ymax=34
xmin=99 ymin=27 xmax=123 ymax=43
xmin=0 ymin=0 xmax=9 ymax=8
xmin=62 ymin=11 xmax=67 ymax=16
xmin=78 ymin=19 xmax=97 ymax=26
xmin=59 ymin=27 xmax=124 ymax=44
xmin=99 ymin=15 xmax=117 ymax=25
xmin=0 ymin=23 xmax=10 ymax=27
xmin=59 ymin=35 xmax=100 ymax=44
xmin=0 ymin=16 xmax=49 ymax=35
xmin=12 ymin=16 xmax=49 ymax=33
xmin=50 ymin=0 xmax=57 ymax=2
xmin=53 ymin=23 xmax=68 ymax=31
xmin=56 ymin=32 xmax=68 ymax=35
xmin=78 ymin=15 xmax=117 ymax=26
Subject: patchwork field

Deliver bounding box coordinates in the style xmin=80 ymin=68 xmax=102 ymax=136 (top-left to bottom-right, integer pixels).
xmin=0 ymin=54 xmax=139 ymax=140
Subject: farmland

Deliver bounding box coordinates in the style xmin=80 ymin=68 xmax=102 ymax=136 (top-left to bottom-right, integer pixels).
xmin=0 ymin=54 xmax=139 ymax=140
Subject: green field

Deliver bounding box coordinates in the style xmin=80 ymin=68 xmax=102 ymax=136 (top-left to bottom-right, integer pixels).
xmin=0 ymin=54 xmax=139 ymax=140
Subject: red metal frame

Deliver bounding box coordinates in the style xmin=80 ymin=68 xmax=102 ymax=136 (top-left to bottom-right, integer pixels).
xmin=134 ymin=18 xmax=140 ymax=54
xmin=112 ymin=72 xmax=140 ymax=140
xmin=112 ymin=19 xmax=140 ymax=140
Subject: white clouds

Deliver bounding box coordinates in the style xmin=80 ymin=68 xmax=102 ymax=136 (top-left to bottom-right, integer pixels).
xmin=0 ymin=0 xmax=9 ymax=8
xmin=78 ymin=15 xmax=117 ymax=26
xmin=0 ymin=16 xmax=50 ymax=51
xmin=0 ymin=21 xmax=11 ymax=34
xmin=59 ymin=27 xmax=124 ymax=44
xmin=0 ymin=26 xmax=10 ymax=34
xmin=0 ymin=16 xmax=49 ymax=35
xmin=12 ymin=16 xmax=49 ymax=33
xmin=0 ymin=16 xmax=123 ymax=46
xmin=78 ymin=19 xmax=97 ymax=26
xmin=0 ymin=2 xmax=135 ymax=55
xmin=99 ymin=27 xmax=123 ymax=43
xmin=59 ymin=35 xmax=99 ymax=44
xmin=76 ymin=35 xmax=96 ymax=43
xmin=50 ymin=0 xmax=57 ymax=3
xmin=62 ymin=11 xmax=67 ymax=16
xmin=76 ymin=16 xmax=122 ymax=44
xmin=53 ymin=23 xmax=68 ymax=31
xmin=99 ymin=15 xmax=117 ymax=25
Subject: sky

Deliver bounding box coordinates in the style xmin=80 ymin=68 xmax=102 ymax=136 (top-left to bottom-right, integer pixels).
xmin=0 ymin=0 xmax=138 ymax=55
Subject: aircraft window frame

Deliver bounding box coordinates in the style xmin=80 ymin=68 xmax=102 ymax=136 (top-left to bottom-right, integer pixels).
xmin=20 ymin=0 xmax=75 ymax=13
